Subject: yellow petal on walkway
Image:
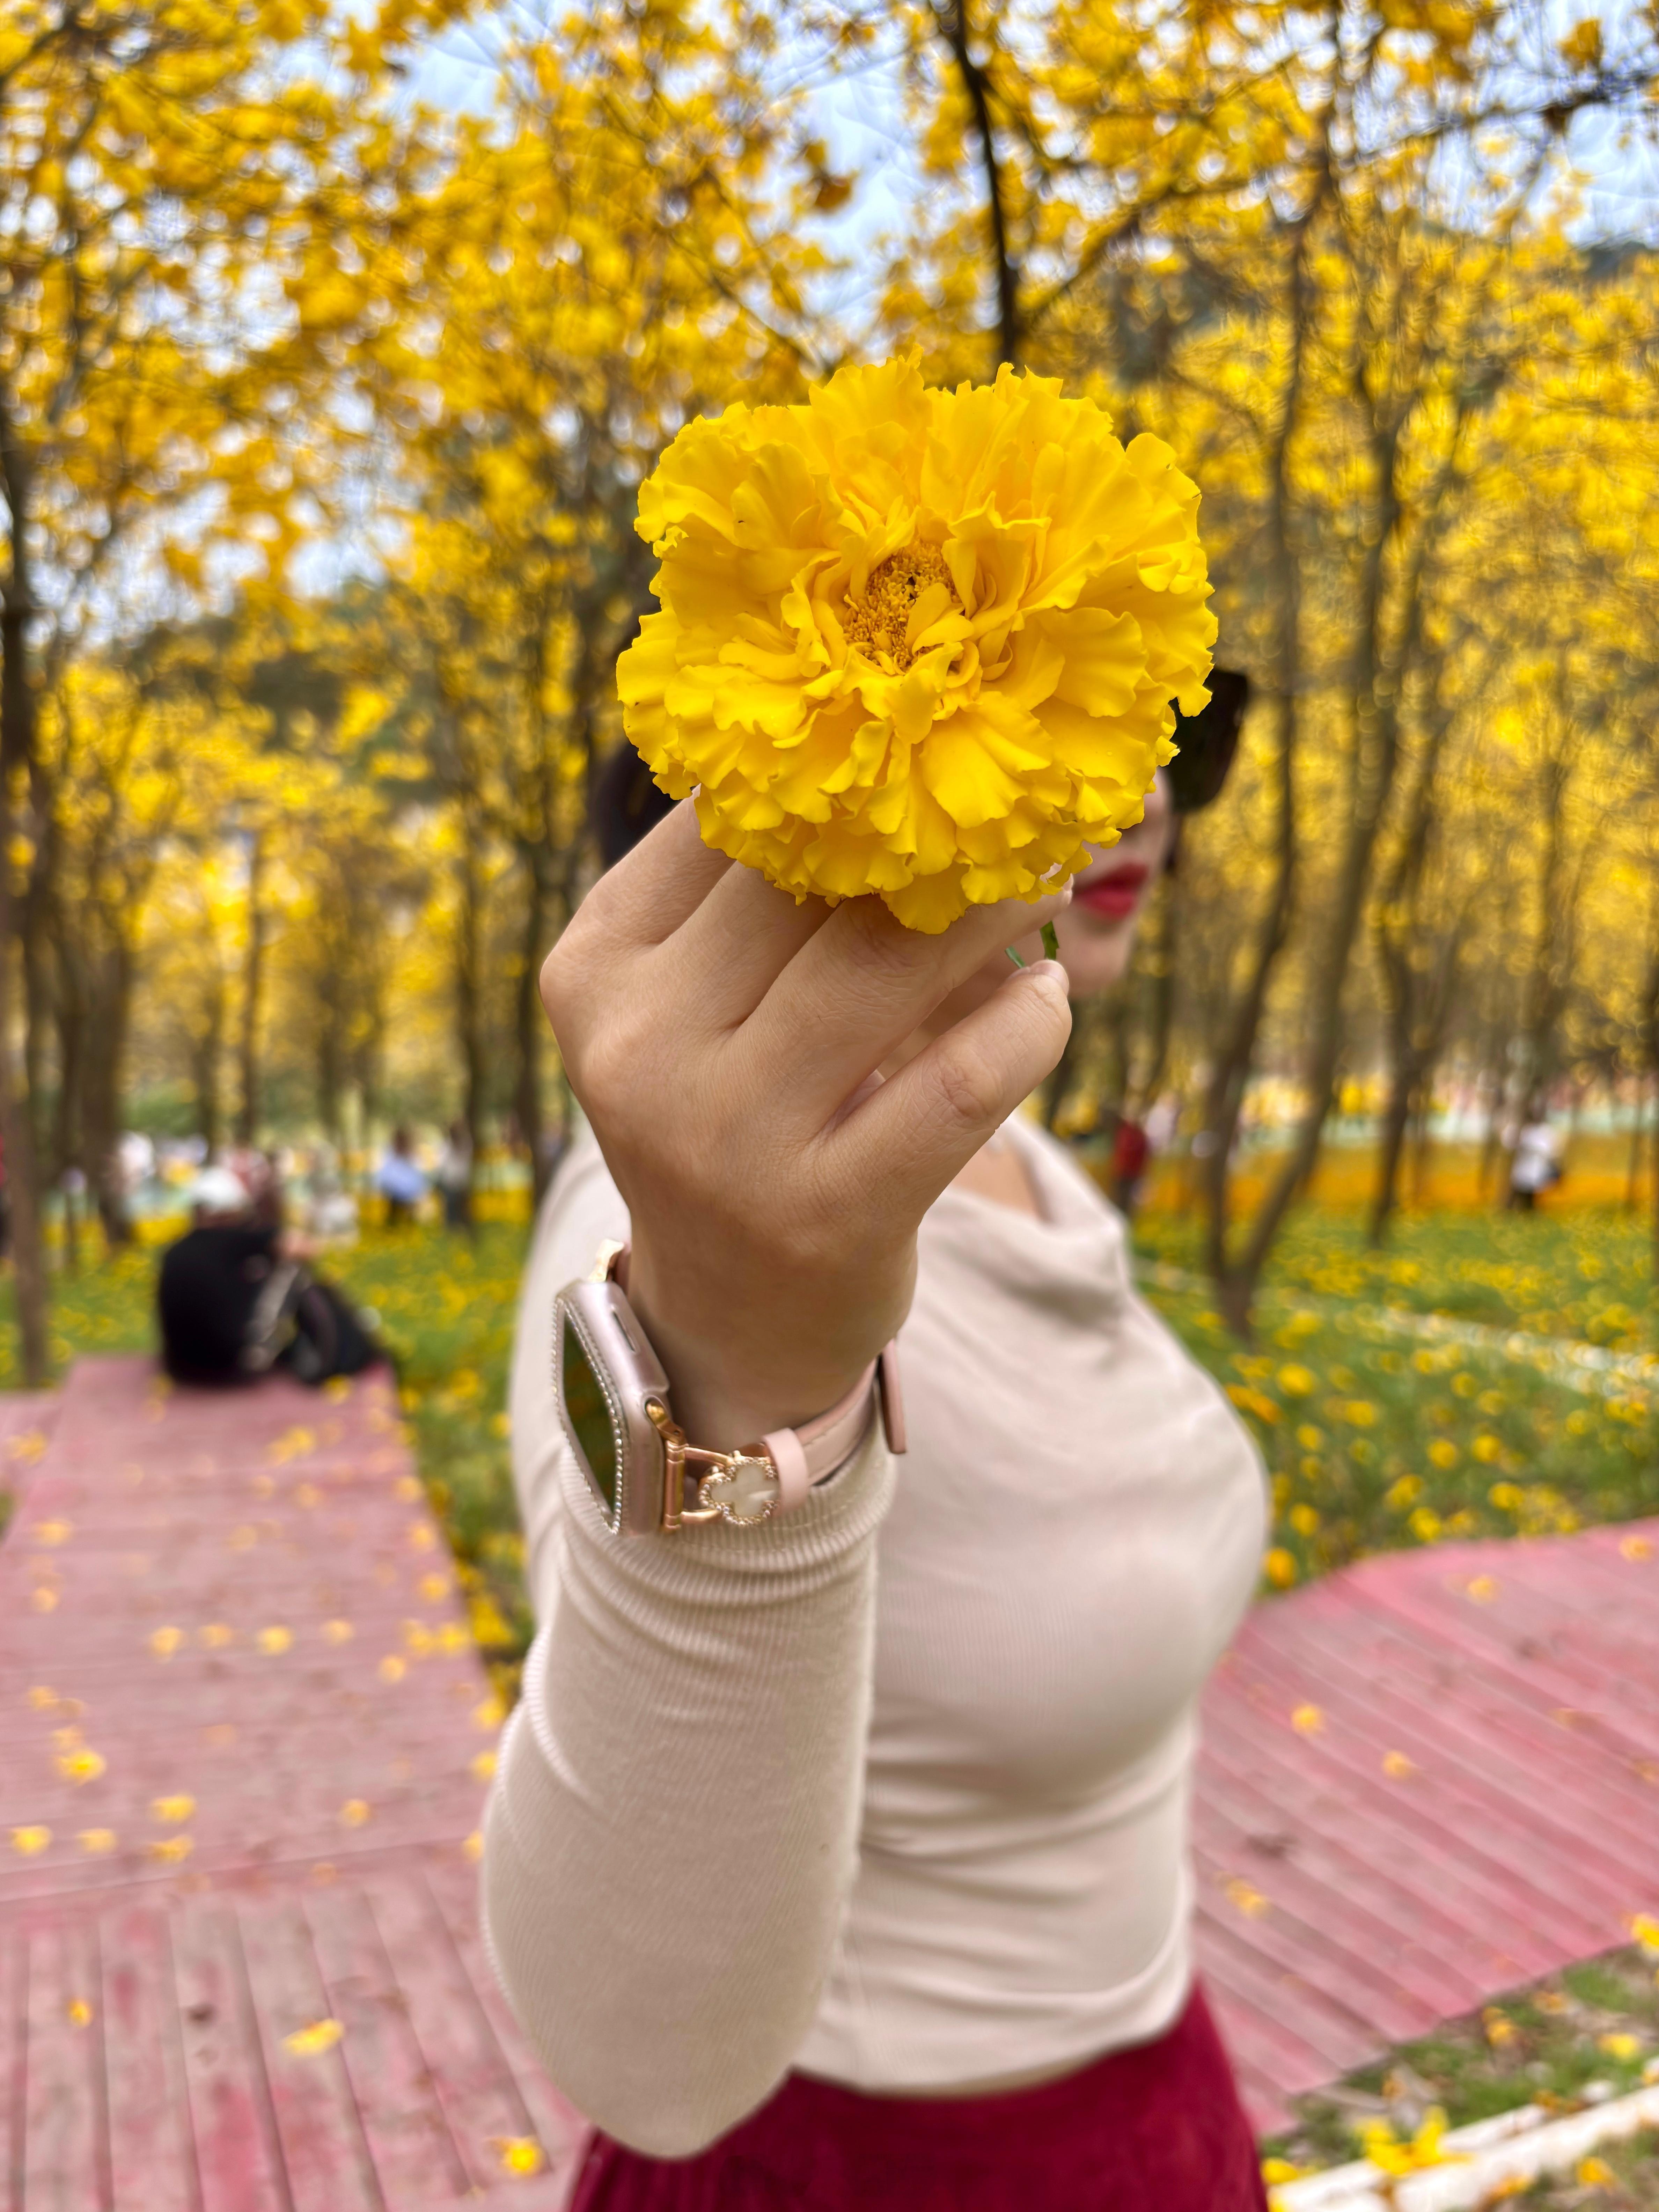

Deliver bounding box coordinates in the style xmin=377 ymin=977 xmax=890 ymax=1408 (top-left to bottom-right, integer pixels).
xmin=33 ymin=1519 xmax=73 ymax=1545
xmin=32 ymin=1589 xmax=59 ymax=1612
xmin=493 ymin=2138 xmax=544 ymax=2177
xmin=67 ymin=1998 xmax=93 ymax=2027
xmin=378 ymin=1655 xmax=406 ymax=1683
xmin=198 ymin=1624 xmax=235 ymax=1648
xmin=152 ymin=1795 xmax=195 ymax=1825
xmin=27 ymin=1685 xmax=57 ymax=1710
xmin=1383 ymin=1750 xmax=1416 ymax=1779
xmin=57 ymin=1749 xmax=107 ymax=1784
xmin=1622 ymin=1534 xmax=1654 ymax=1561
xmin=471 ymin=1750 xmax=497 ymax=1782
xmin=322 ymin=1619 xmax=354 ymax=1644
xmin=474 ymin=1697 xmax=505 ymax=1732
xmin=283 ymin=2018 xmax=344 ymax=2057
xmin=146 ymin=1835 xmax=193 ymax=1863
xmin=256 ymin=1626 xmax=292 ymax=1655
xmin=150 ymin=1626 xmax=185 ymax=1658
xmin=77 ymin=1829 xmax=117 ymax=1854
xmin=11 ymin=1827 xmax=51 ymax=1855
xmin=340 ymin=1799 xmax=371 ymax=1827
xmin=1291 ymin=1704 xmax=1325 ymax=1735
xmin=463 ymin=1830 xmax=483 ymax=1863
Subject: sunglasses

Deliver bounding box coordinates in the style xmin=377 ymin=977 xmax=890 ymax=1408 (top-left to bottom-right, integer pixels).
xmin=1163 ymin=668 xmax=1249 ymax=816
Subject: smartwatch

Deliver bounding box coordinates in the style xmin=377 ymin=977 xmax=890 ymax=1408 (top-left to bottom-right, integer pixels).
xmin=555 ymin=1240 xmax=905 ymax=1536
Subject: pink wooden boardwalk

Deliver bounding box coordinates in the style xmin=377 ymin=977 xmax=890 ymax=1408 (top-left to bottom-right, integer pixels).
xmin=0 ymin=1355 xmax=584 ymax=2211
xmin=6 ymin=1355 xmax=1659 ymax=2187
xmin=1195 ymin=1519 xmax=1659 ymax=2133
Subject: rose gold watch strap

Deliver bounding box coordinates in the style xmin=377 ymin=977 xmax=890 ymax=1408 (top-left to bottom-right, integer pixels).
xmin=604 ymin=1241 xmax=904 ymax=1515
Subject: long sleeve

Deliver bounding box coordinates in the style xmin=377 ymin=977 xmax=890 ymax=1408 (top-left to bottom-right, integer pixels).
xmin=484 ymin=1137 xmax=897 ymax=2156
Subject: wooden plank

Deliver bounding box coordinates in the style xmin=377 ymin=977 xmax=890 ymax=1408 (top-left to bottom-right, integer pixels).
xmin=21 ymin=1917 xmax=106 ymax=2212
xmin=305 ymin=1882 xmax=470 ymax=2209
xmin=366 ymin=1874 xmax=540 ymax=2197
xmin=100 ymin=1899 xmax=198 ymax=2212
xmin=425 ymin=1859 xmax=588 ymax=2199
xmin=1203 ymin=1699 xmax=1601 ymax=1964
xmin=3 ymin=1922 xmax=26 ymax=2212
xmin=170 ymin=1900 xmax=288 ymax=2212
xmin=235 ymin=1895 xmax=381 ymax=2212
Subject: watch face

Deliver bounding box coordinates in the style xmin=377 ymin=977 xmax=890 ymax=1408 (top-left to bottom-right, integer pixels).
xmin=561 ymin=1310 xmax=621 ymax=1522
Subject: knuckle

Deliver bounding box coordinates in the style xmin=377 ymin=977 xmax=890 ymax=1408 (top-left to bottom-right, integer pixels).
xmin=929 ymin=1045 xmax=1002 ymax=1135
xmin=837 ymin=897 xmax=921 ymax=988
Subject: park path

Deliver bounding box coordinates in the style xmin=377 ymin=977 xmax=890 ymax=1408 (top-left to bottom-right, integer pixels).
xmin=0 ymin=1355 xmax=585 ymax=2212
xmin=5 ymin=1355 xmax=1659 ymax=2184
xmin=1197 ymin=1517 xmax=1659 ymax=2132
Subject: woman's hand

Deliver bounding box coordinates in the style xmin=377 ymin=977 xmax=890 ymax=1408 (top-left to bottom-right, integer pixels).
xmin=540 ymin=804 xmax=1071 ymax=1450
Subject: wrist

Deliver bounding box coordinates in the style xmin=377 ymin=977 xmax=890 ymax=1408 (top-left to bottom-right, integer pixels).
xmin=625 ymin=1243 xmax=874 ymax=1452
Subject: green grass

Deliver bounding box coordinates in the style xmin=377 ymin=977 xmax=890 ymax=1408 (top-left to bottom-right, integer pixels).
xmin=6 ymin=1198 xmax=1659 ymax=1659
xmin=1134 ymin=1207 xmax=1659 ymax=1592
xmin=1265 ymin=1940 xmax=1659 ymax=2199
xmin=1136 ymin=1204 xmax=1659 ymax=1346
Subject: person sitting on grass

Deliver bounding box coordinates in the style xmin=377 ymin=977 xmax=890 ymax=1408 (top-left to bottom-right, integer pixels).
xmin=158 ymin=1165 xmax=383 ymax=1387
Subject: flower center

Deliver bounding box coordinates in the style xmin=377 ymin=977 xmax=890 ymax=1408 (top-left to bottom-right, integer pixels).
xmin=843 ymin=544 xmax=960 ymax=671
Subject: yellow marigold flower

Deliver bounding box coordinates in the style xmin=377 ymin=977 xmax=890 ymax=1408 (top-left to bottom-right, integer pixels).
xmin=617 ymin=356 xmax=1216 ymax=932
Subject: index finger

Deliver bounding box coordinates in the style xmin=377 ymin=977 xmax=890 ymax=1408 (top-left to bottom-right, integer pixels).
xmin=576 ymin=798 xmax=733 ymax=949
xmin=735 ymin=883 xmax=1073 ymax=1131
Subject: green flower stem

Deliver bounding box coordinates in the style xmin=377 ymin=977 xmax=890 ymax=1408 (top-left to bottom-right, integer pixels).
xmin=1006 ymin=922 xmax=1061 ymax=969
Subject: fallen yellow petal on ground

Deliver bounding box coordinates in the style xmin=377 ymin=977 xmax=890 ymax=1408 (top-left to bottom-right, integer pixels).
xmin=492 ymin=2138 xmax=543 ymax=2176
xmin=283 ymin=2018 xmax=344 ymax=2056
xmin=11 ymin=1827 xmax=51 ymax=1855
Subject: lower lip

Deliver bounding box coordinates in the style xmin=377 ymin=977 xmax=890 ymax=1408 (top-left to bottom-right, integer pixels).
xmin=1076 ymin=874 xmax=1146 ymax=920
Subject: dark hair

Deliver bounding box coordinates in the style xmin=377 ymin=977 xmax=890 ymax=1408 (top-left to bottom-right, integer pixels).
xmin=592 ymin=669 xmax=1248 ymax=873
xmin=593 ymin=742 xmax=677 ymax=868
xmin=1163 ymin=669 xmax=1249 ymax=816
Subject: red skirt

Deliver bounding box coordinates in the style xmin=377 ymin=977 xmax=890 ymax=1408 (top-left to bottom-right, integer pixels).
xmin=570 ymin=1984 xmax=1268 ymax=2212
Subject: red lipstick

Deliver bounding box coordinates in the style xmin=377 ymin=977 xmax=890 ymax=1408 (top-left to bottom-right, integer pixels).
xmin=1074 ymin=862 xmax=1149 ymax=920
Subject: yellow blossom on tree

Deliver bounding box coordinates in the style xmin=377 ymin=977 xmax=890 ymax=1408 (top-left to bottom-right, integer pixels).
xmin=618 ymin=355 xmax=1215 ymax=931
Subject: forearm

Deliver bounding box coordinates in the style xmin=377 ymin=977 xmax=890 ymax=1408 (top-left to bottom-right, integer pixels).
xmin=483 ymin=1417 xmax=894 ymax=2157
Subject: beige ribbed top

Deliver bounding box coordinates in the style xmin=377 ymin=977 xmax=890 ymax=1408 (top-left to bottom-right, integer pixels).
xmin=483 ymin=1117 xmax=1266 ymax=2158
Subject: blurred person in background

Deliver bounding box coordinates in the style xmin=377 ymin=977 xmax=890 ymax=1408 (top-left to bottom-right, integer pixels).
xmin=1507 ymin=1102 xmax=1562 ymax=1212
xmin=486 ymin=681 xmax=1267 ymax=2212
xmin=376 ymin=1125 xmax=427 ymax=1226
xmin=158 ymin=1164 xmax=383 ymax=1386
xmin=436 ymin=1118 xmax=473 ymax=1230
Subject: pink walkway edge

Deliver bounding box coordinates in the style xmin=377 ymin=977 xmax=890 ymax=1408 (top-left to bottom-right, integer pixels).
xmin=4 ymin=1352 xmax=1658 ymax=2197
xmin=0 ymin=1355 xmax=585 ymax=2210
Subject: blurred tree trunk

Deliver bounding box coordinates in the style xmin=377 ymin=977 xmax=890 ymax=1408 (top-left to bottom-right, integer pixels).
xmin=235 ymin=827 xmax=267 ymax=1146
xmin=454 ymin=802 xmax=487 ymax=1163
xmin=513 ymin=840 xmax=552 ymax=1202
xmin=192 ymin=970 xmax=225 ymax=1156
xmin=83 ymin=937 xmax=135 ymax=1247
xmin=0 ymin=402 xmax=49 ymax=1385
